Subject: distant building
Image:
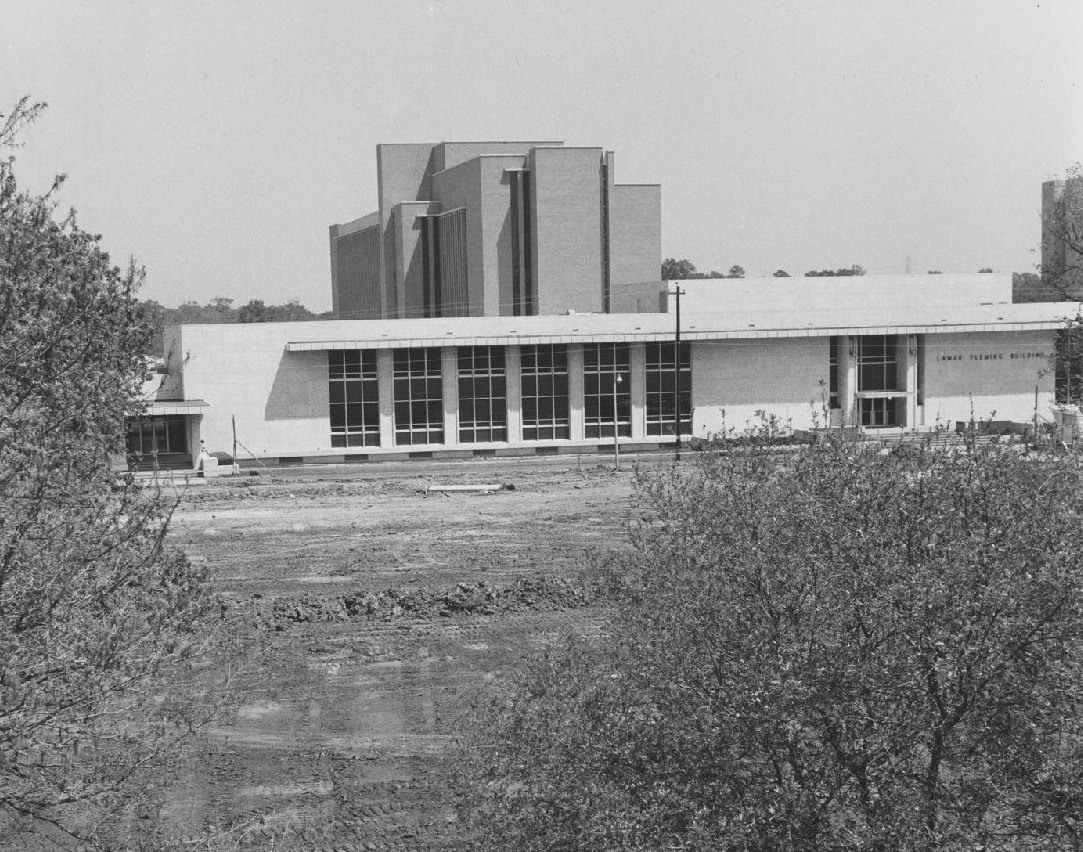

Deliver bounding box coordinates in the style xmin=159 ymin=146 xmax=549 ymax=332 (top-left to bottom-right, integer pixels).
xmin=137 ymin=273 xmax=1072 ymax=468
xmin=328 ymin=142 xmax=661 ymax=320
xmin=129 ymin=154 xmax=1077 ymax=469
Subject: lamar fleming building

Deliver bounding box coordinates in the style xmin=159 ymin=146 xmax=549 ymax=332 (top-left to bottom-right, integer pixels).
xmin=131 ymin=141 xmax=1077 ymax=468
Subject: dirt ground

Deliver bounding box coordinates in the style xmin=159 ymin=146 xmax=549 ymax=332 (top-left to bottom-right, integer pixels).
xmin=153 ymin=454 xmax=652 ymax=850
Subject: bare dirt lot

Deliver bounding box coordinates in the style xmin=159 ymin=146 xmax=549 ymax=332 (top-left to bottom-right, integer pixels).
xmin=155 ymin=454 xmax=650 ymax=850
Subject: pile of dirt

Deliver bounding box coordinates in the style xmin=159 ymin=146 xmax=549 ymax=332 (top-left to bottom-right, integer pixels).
xmin=261 ymin=577 xmax=591 ymax=627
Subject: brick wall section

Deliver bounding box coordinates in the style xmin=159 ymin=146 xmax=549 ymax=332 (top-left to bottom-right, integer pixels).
xmin=394 ymin=201 xmax=440 ymax=319
xmin=432 ymin=158 xmax=487 ymax=316
xmin=529 ymin=147 xmax=605 ymax=315
xmin=330 ymin=225 xmax=379 ymax=320
xmin=377 ymin=144 xmax=436 ymax=317
xmin=436 ymin=141 xmax=560 ymax=172
xmin=608 ymin=183 xmax=662 ymax=312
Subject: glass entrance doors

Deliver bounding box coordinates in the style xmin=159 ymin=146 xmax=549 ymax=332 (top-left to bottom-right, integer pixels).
xmin=126 ymin=415 xmax=189 ymax=462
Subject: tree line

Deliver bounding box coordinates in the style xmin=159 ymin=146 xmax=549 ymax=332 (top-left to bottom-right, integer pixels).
xmin=663 ymin=258 xmax=870 ymax=279
xmin=140 ymin=296 xmax=332 ymax=355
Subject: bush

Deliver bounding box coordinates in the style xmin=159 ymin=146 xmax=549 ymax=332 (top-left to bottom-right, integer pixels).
xmin=460 ymin=435 xmax=1083 ymax=851
xmin=0 ymin=98 xmax=230 ymax=848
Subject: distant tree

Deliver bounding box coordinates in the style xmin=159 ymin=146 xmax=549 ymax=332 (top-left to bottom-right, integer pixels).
xmin=978 ymin=267 xmax=994 ymax=273
xmin=208 ymin=296 xmax=234 ymax=316
xmin=662 ymin=258 xmax=698 ymax=280
xmin=928 ymin=269 xmax=943 ymax=274
xmin=238 ymin=298 xmax=270 ymax=323
xmin=462 ymin=433 xmax=1083 ymax=850
xmin=139 ymin=297 xmax=325 ymax=353
xmin=140 ymin=298 xmax=166 ymax=354
xmin=773 ymin=269 xmax=790 ymax=277
xmin=805 ymin=265 xmax=866 ymax=278
xmin=726 ymin=264 xmax=745 ymax=279
xmin=0 ymin=98 xmax=227 ymax=847
xmin=1013 ymin=271 xmax=1061 ymax=304
xmin=272 ymin=298 xmax=317 ymax=322
xmin=708 ymin=270 xmax=725 ymax=279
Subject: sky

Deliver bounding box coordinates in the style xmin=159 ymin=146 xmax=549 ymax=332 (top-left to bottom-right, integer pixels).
xmin=3 ymin=1 xmax=1082 ymax=311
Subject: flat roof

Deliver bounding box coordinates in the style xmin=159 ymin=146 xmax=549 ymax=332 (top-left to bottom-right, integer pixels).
xmin=275 ymin=302 xmax=1079 ymax=352
xmin=144 ymin=399 xmax=209 ymax=415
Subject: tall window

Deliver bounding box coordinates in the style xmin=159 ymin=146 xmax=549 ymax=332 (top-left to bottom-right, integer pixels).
xmin=858 ymin=335 xmax=899 ymax=391
xmin=329 ymin=350 xmax=380 ymax=448
xmin=419 ymin=208 xmax=468 ymax=318
xmin=828 ymin=336 xmax=840 ymax=410
xmin=584 ymin=343 xmax=631 ymax=439
xmin=393 ymin=348 xmax=443 ymax=445
xmin=858 ymin=335 xmax=903 ymax=428
xmin=458 ymin=346 xmax=507 ymax=443
xmin=509 ymin=169 xmax=534 ymax=316
xmin=521 ymin=344 xmax=569 ymax=440
xmin=646 ymin=342 xmax=691 ymax=436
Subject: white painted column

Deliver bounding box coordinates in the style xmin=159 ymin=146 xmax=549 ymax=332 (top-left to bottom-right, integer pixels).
xmin=842 ymin=336 xmax=859 ymax=426
xmin=505 ymin=345 xmax=522 ymax=443
xmin=629 ymin=342 xmax=646 ymax=439
xmin=442 ymin=346 xmax=458 ymax=446
xmin=902 ymin=334 xmax=918 ymax=428
xmin=377 ymin=349 xmax=395 ymax=449
xmin=568 ymin=343 xmax=585 ymax=442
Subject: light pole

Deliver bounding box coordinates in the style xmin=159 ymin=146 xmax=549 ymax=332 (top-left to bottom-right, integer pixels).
xmin=674 ymin=285 xmax=684 ymax=459
xmin=613 ymin=372 xmax=623 ymax=470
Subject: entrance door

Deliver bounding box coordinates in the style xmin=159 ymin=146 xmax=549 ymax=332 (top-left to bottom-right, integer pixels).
xmin=126 ymin=415 xmax=189 ymax=466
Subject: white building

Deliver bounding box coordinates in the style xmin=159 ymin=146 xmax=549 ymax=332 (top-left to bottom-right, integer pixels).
xmin=134 ymin=273 xmax=1072 ymax=468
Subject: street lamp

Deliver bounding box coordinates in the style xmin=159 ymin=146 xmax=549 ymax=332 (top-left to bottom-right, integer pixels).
xmin=613 ymin=372 xmax=623 ymax=470
xmin=674 ymin=285 xmax=684 ymax=460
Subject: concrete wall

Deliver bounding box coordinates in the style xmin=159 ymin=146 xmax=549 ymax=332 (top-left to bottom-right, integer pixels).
xmin=530 ymin=147 xmax=604 ymax=315
xmin=922 ymin=330 xmax=1054 ymax=425
xmin=173 ymin=324 xmax=333 ymax=458
xmin=664 ymin=274 xmax=1013 ymax=318
xmin=692 ymin=338 xmax=829 ymax=436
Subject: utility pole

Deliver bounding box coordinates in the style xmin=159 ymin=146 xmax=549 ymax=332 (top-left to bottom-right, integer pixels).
xmin=613 ymin=372 xmax=623 ymax=470
xmin=674 ymin=285 xmax=684 ymax=460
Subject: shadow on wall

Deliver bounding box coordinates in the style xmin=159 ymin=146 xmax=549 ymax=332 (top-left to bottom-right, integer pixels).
xmin=265 ymin=351 xmax=328 ymax=421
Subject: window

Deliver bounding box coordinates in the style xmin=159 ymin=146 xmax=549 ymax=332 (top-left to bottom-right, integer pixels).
xmin=520 ymin=344 xmax=569 ymax=440
xmin=458 ymin=346 xmax=507 ymax=443
xmin=858 ymin=335 xmax=899 ymax=392
xmin=860 ymin=397 xmax=900 ymax=427
xmin=509 ymin=170 xmax=534 ymax=316
xmin=329 ymin=350 xmax=380 ymax=448
xmin=393 ymin=348 xmax=443 ymax=445
xmin=828 ymin=336 xmax=840 ymax=410
xmin=856 ymin=336 xmax=906 ymax=428
xmin=126 ymin=415 xmax=188 ymax=458
xmin=645 ymin=342 xmax=692 ymax=435
xmin=419 ymin=208 xmax=469 ymax=318
xmin=584 ymin=343 xmax=631 ymax=439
